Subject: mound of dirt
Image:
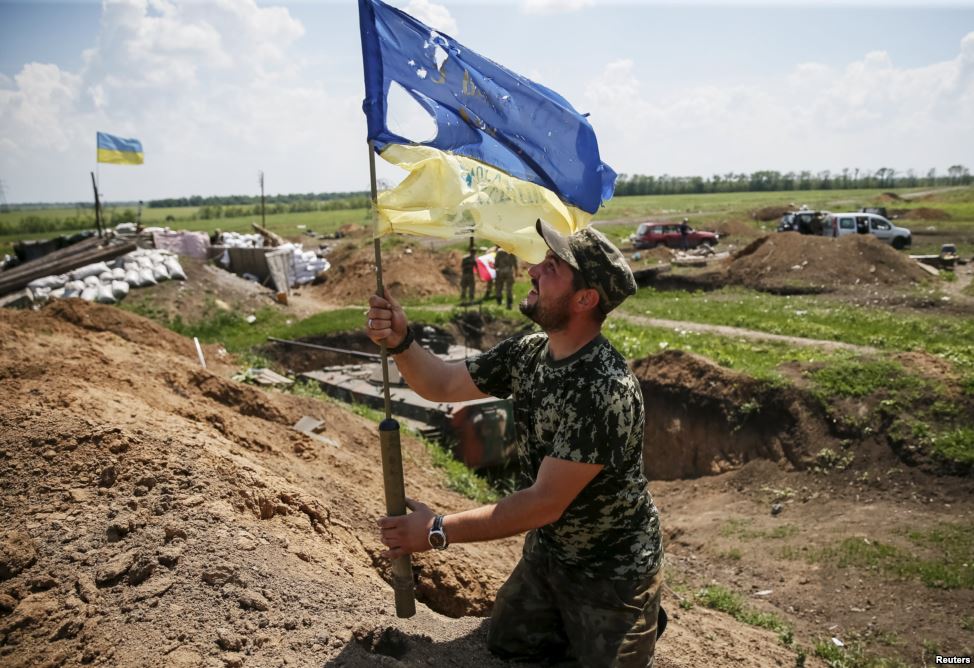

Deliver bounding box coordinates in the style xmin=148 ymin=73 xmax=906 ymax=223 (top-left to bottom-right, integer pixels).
xmin=311 ymin=242 xmax=461 ymax=305
xmin=751 ymin=206 xmax=791 ymax=222
xmin=632 ymin=350 xmax=835 ymax=479
xmin=121 ymin=256 xmax=285 ymax=325
xmin=710 ymin=219 xmax=764 ymax=240
xmin=894 ymin=207 xmax=951 ymax=221
xmin=879 ymin=191 xmax=903 ymax=201
xmin=0 ymin=300 xmax=524 ymax=667
xmin=724 ymin=233 xmax=931 ymax=293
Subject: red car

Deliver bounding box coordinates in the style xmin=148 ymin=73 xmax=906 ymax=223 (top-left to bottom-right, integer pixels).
xmin=631 ymin=222 xmax=719 ymax=249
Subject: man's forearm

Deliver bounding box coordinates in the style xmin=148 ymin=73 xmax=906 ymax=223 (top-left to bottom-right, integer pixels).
xmin=442 ymin=486 xmax=562 ymax=545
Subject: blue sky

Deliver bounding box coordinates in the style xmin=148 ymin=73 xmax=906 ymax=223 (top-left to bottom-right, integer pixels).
xmin=1 ymin=0 xmax=972 ymax=203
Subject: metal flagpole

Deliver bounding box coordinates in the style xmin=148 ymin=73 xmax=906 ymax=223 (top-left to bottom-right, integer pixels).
xmin=368 ymin=140 xmax=416 ymax=619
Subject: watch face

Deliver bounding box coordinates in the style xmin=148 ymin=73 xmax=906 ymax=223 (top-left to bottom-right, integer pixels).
xmin=429 ymin=530 xmax=446 ymax=549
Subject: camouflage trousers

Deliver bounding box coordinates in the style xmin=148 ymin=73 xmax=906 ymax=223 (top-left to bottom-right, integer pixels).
xmin=460 ymin=275 xmax=476 ymax=302
xmin=495 ymin=271 xmax=514 ymax=308
xmin=488 ymin=532 xmax=663 ymax=667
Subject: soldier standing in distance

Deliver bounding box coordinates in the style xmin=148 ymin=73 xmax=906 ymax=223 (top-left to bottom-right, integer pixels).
xmin=366 ymin=220 xmax=665 ymax=667
xmin=494 ymin=247 xmax=517 ymax=309
xmin=460 ymin=249 xmax=476 ymax=304
xmin=679 ymin=217 xmax=690 ymax=250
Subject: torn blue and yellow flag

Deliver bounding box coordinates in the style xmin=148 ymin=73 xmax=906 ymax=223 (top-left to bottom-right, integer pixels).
xmin=358 ymin=0 xmax=615 ymax=263
xmin=97 ymin=132 xmax=144 ymax=165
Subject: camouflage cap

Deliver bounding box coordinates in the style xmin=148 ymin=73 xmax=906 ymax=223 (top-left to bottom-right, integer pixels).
xmin=535 ymin=219 xmax=637 ymax=314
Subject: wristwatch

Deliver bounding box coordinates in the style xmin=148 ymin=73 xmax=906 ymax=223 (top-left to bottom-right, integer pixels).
xmin=428 ymin=514 xmax=448 ymax=550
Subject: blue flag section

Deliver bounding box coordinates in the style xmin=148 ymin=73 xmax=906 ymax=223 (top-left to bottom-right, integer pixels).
xmin=358 ymin=0 xmax=616 ymax=215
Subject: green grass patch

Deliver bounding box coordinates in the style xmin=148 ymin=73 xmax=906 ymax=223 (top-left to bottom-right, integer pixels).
xmin=602 ymin=316 xmax=840 ymax=382
xmin=811 ymin=523 xmax=974 ymax=589
xmin=721 ymin=518 xmax=799 ymax=540
xmin=621 ymin=287 xmax=974 ymax=372
xmin=808 ymin=359 xmax=926 ymax=400
xmin=813 ymin=638 xmax=910 ymax=668
xmin=930 ymin=427 xmax=974 ymax=464
xmin=694 ymin=584 xmax=791 ymax=635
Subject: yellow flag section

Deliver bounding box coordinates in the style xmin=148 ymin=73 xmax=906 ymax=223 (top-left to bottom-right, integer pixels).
xmin=375 ymin=144 xmax=592 ymax=264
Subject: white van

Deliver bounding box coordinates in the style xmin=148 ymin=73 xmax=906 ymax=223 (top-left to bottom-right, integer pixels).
xmin=829 ymin=212 xmax=912 ymax=249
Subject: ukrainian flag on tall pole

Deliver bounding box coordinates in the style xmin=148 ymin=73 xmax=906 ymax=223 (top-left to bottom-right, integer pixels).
xmin=96 ymin=132 xmax=144 ymax=165
xmin=358 ymin=0 xmax=616 ymax=263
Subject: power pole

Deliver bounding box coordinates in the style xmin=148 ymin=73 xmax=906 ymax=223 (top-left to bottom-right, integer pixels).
xmin=258 ymin=170 xmax=266 ymax=228
xmin=90 ymin=172 xmax=103 ymax=238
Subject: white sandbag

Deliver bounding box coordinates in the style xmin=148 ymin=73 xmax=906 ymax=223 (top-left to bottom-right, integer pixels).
xmin=62 ymin=280 xmax=84 ymax=298
xmin=137 ymin=256 xmax=153 ymax=269
xmin=123 ymin=261 xmax=140 ymax=272
xmin=152 ymin=263 xmax=170 ymax=281
xmin=125 ymin=269 xmax=143 ymax=287
xmin=80 ymin=286 xmax=98 ymax=302
xmin=84 ymin=275 xmax=101 ymax=287
xmin=163 ymin=258 xmax=187 ymax=280
xmin=49 ymin=288 xmax=65 ymax=299
xmin=112 ymin=267 xmax=126 ymax=280
xmin=29 ymin=287 xmax=51 ymax=302
xmin=27 ymin=274 xmax=67 ymax=290
xmin=111 ymin=280 xmax=130 ymax=299
xmin=70 ymin=262 xmax=110 ymax=281
xmin=95 ymin=283 xmax=116 ymax=304
xmin=139 ymin=268 xmax=157 ymax=285
xmin=99 ymin=271 xmax=114 ymax=282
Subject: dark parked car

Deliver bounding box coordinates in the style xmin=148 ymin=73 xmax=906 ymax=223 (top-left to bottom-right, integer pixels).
xmin=778 ymin=210 xmax=831 ymax=235
xmin=631 ymin=222 xmax=719 ymax=249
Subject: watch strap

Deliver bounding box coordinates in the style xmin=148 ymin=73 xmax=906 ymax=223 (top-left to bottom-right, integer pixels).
xmin=387 ymin=327 xmax=414 ymax=355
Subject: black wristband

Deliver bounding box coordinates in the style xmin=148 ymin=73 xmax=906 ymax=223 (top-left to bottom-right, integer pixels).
xmin=386 ymin=327 xmax=414 ymax=355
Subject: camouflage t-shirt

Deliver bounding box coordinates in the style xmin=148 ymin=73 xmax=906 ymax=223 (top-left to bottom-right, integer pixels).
xmin=466 ymin=332 xmax=663 ymax=579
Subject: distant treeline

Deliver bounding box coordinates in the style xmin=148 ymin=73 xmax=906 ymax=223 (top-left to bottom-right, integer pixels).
xmin=0 ymin=210 xmax=133 ymax=236
xmin=147 ymin=191 xmax=369 ymax=209
xmin=615 ymin=165 xmax=972 ymax=196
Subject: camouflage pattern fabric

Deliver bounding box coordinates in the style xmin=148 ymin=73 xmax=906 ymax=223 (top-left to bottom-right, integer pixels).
xmin=460 ymin=255 xmax=476 ymax=301
xmin=488 ymin=531 xmax=662 ymax=667
xmin=494 ymin=249 xmax=517 ymax=276
xmin=466 ymin=332 xmax=663 ymax=580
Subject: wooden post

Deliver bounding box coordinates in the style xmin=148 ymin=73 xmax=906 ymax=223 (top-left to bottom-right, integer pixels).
xmin=90 ymin=172 xmax=103 ymax=239
xmin=368 ymin=140 xmax=416 ymax=619
xmin=259 ymin=171 xmax=266 ymax=229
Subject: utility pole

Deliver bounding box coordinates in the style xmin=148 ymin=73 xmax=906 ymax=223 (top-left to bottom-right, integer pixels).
xmin=0 ymin=178 xmax=9 ymax=213
xmin=258 ymin=170 xmax=266 ymax=228
xmin=90 ymin=172 xmax=103 ymax=238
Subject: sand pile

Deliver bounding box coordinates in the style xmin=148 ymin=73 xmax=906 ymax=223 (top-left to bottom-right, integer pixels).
xmin=724 ymin=233 xmax=931 ymax=292
xmin=750 ymin=206 xmax=791 ymax=222
xmin=893 ymin=207 xmax=951 ymax=221
xmin=312 ymin=243 xmax=461 ymax=305
xmin=0 ymin=300 xmax=521 ymax=667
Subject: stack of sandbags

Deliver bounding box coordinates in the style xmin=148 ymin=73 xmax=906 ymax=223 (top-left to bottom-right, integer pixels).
xmin=276 ymin=242 xmax=330 ymax=285
xmin=218 ymin=232 xmax=263 ymax=248
xmin=292 ymin=246 xmax=330 ymax=285
xmin=25 ymin=248 xmax=186 ymax=305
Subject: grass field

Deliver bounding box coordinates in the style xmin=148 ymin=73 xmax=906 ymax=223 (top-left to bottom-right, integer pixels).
xmin=4 ymin=186 xmax=973 ymax=257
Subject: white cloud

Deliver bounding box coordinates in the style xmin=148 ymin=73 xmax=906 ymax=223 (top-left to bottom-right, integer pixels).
xmin=405 ymin=0 xmax=459 ymax=36
xmin=585 ymin=32 xmax=974 ymax=176
xmin=522 ymin=0 xmax=594 ymax=14
xmin=0 ymin=0 xmax=362 ymax=202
